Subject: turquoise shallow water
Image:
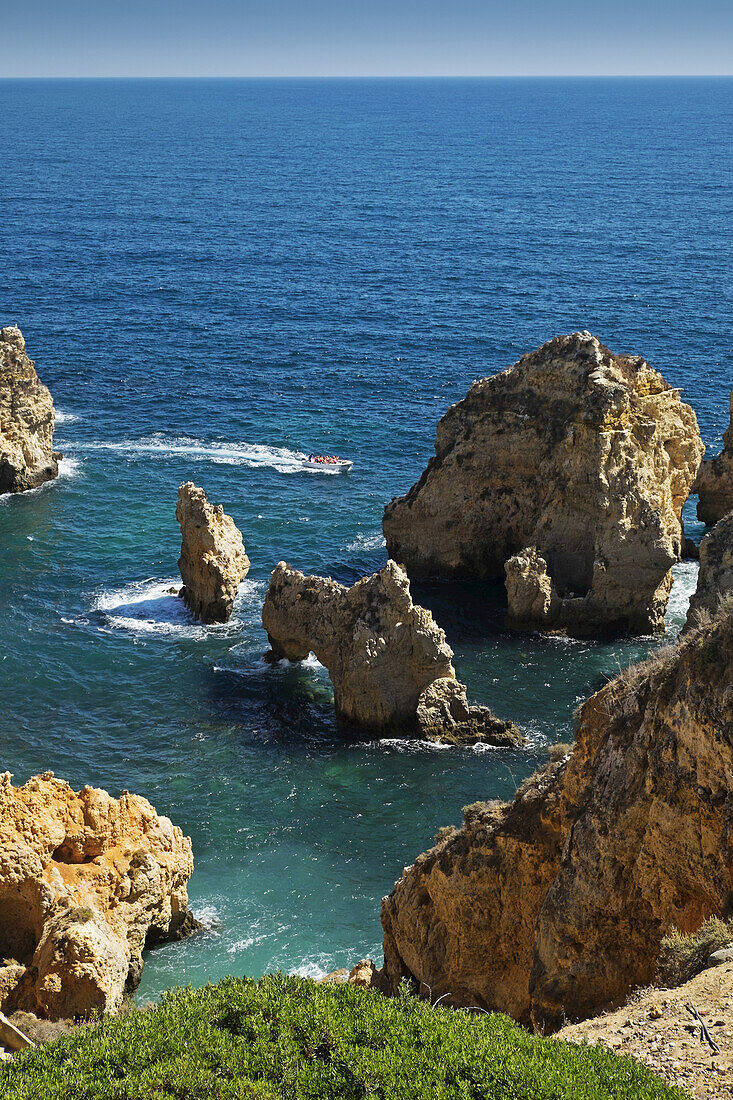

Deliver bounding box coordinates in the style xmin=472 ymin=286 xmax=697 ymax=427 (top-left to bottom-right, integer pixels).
xmin=0 ymin=77 xmax=730 ymax=999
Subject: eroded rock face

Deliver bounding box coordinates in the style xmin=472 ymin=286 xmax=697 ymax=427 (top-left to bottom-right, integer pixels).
xmin=0 ymin=773 xmax=197 ymax=1020
xmin=176 ymin=482 xmax=250 ymax=623
xmin=0 ymin=326 xmax=60 ymax=494
xmin=383 ymin=332 xmax=703 ymax=635
xmin=685 ymin=512 xmax=733 ymax=631
xmin=504 ymin=547 xmax=559 ymax=627
xmin=262 ymin=560 xmax=521 ymax=745
xmin=381 ymin=611 xmax=733 ymax=1029
xmin=695 ymin=392 xmax=733 ymax=526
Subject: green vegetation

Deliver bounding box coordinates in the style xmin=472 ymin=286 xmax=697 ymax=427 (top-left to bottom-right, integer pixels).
xmin=0 ymin=973 xmax=684 ymax=1099
xmin=656 ymin=916 xmax=733 ymax=988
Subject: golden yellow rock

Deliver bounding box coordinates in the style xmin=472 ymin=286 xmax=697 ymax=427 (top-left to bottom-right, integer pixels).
xmin=318 ymin=968 xmax=349 ymax=985
xmin=347 ymin=959 xmax=390 ymax=993
xmin=0 ymin=773 xmax=197 ymax=1020
xmin=383 ymin=332 xmax=703 ymax=636
xmin=381 ymin=608 xmax=733 ymax=1030
xmin=176 ymin=481 xmax=250 ymax=623
xmin=0 ymin=326 xmax=60 ymax=494
xmin=262 ymin=559 xmax=521 ymax=745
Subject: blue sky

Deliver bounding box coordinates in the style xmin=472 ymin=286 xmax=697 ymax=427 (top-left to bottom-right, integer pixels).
xmin=3 ymin=0 xmax=732 ymax=77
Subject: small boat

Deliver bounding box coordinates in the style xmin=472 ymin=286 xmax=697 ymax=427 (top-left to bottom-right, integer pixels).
xmin=302 ymin=456 xmax=353 ymax=472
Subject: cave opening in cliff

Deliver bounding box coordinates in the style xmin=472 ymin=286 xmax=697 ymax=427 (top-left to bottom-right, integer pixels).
xmin=0 ymin=885 xmax=44 ymax=964
xmin=52 ymin=843 xmax=94 ymax=864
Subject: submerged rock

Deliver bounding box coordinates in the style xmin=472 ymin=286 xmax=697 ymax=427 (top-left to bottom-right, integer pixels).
xmin=383 ymin=332 xmax=703 ymax=636
xmin=381 ymin=608 xmax=733 ymax=1029
xmin=695 ymin=391 xmax=733 ymax=526
xmin=0 ymin=772 xmax=197 ymax=1020
xmin=262 ymin=559 xmax=521 ymax=745
xmin=685 ymin=511 xmax=733 ymax=631
xmin=176 ymin=481 xmax=250 ymax=624
xmin=0 ymin=326 xmax=60 ymax=494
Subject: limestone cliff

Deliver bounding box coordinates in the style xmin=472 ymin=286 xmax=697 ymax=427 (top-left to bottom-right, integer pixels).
xmin=685 ymin=512 xmax=733 ymax=631
xmin=176 ymin=482 xmax=250 ymax=624
xmin=0 ymin=773 xmax=197 ymax=1020
xmin=695 ymin=392 xmax=733 ymax=526
xmin=381 ymin=609 xmax=733 ymax=1029
xmin=262 ymin=560 xmax=521 ymax=745
xmin=0 ymin=326 xmax=60 ymax=494
xmin=383 ymin=332 xmax=703 ymax=635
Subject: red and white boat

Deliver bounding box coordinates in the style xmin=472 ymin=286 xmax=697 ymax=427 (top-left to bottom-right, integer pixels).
xmin=302 ymin=455 xmax=353 ymax=472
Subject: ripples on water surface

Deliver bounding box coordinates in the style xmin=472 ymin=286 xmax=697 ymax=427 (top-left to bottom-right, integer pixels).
xmin=0 ymin=77 xmax=730 ymax=998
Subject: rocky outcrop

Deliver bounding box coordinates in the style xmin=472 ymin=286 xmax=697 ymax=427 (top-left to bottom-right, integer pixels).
xmin=0 ymin=326 xmax=60 ymax=494
xmin=262 ymin=560 xmax=521 ymax=745
xmin=685 ymin=512 xmax=733 ymax=631
xmin=695 ymin=392 xmax=733 ymax=526
xmin=504 ymin=547 xmax=560 ymax=626
xmin=383 ymin=332 xmax=703 ymax=635
xmin=558 ymin=959 xmax=733 ymax=1099
xmin=176 ymin=482 xmax=250 ymax=623
xmin=381 ymin=608 xmax=733 ymax=1030
xmin=0 ymin=773 xmax=197 ymax=1020
xmin=320 ymin=959 xmax=391 ymax=993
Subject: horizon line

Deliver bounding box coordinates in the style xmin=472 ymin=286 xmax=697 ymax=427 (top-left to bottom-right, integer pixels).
xmin=1 ymin=73 xmax=732 ymax=80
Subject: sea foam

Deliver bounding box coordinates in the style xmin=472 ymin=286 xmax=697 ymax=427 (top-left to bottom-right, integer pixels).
xmin=665 ymin=559 xmax=700 ymax=632
xmin=91 ymin=576 xmax=265 ymax=639
xmin=64 ymin=434 xmax=341 ymax=475
xmin=0 ymin=454 xmax=81 ymax=503
xmin=345 ymin=531 xmax=386 ymax=552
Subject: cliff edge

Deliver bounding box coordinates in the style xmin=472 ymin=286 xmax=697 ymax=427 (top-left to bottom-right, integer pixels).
xmin=381 ymin=608 xmax=733 ymax=1029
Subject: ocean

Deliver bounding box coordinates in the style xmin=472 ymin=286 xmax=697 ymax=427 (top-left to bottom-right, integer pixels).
xmin=0 ymin=77 xmax=731 ymax=999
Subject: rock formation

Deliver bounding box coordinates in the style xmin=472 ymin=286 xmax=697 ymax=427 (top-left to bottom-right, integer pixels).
xmin=0 ymin=772 xmax=197 ymax=1020
xmin=695 ymin=391 xmax=733 ymax=526
xmin=685 ymin=512 xmax=733 ymax=631
xmin=383 ymin=332 xmax=703 ymax=635
xmin=262 ymin=560 xmax=521 ymax=745
xmin=320 ymin=959 xmax=391 ymax=993
xmin=381 ymin=607 xmax=733 ymax=1029
xmin=176 ymin=482 xmax=250 ymax=623
xmin=0 ymin=326 xmax=60 ymax=494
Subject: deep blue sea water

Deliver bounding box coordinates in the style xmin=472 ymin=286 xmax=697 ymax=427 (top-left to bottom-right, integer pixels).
xmin=0 ymin=78 xmax=731 ymax=999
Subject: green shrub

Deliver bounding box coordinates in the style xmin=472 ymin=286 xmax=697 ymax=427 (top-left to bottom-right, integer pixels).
xmin=0 ymin=973 xmax=684 ymax=1099
xmin=656 ymin=917 xmax=733 ymax=988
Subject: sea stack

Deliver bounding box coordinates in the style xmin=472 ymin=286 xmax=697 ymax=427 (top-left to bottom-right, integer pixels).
xmin=0 ymin=772 xmax=197 ymax=1020
xmin=176 ymin=481 xmax=250 ymax=624
xmin=383 ymin=332 xmax=703 ymax=636
xmin=381 ymin=606 xmax=733 ymax=1030
xmin=262 ymin=559 xmax=521 ymax=745
xmin=0 ymin=325 xmax=60 ymax=494
xmin=684 ymin=511 xmax=733 ymax=631
xmin=695 ymin=390 xmax=733 ymax=526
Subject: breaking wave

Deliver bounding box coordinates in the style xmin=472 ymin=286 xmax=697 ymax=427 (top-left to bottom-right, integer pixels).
xmin=89 ymin=576 xmax=265 ymax=639
xmin=345 ymin=531 xmax=386 ymax=553
xmin=666 ymin=559 xmax=699 ymax=632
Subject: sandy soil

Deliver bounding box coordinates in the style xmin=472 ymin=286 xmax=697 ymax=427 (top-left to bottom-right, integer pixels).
xmin=558 ymin=959 xmax=733 ymax=1099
